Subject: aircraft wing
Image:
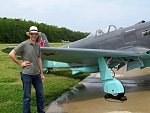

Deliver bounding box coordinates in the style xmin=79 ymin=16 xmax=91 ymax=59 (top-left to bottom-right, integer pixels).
xmin=40 ymin=47 xmax=149 ymax=65
xmin=2 ymin=46 xmax=149 ymax=63
xmin=2 ymin=46 xmax=150 ymax=70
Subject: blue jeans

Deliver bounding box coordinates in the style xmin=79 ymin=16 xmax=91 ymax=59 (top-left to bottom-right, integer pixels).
xmin=20 ymin=73 xmax=45 ymax=113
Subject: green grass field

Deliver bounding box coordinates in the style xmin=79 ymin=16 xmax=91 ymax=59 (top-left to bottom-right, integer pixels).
xmin=0 ymin=43 xmax=89 ymax=113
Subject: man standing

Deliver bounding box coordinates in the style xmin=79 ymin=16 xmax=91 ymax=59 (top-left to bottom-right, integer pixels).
xmin=9 ymin=26 xmax=45 ymax=113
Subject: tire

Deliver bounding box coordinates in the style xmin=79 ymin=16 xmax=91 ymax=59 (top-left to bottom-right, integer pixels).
xmin=107 ymin=92 xmax=125 ymax=100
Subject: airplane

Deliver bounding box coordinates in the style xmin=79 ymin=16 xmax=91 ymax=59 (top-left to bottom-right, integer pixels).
xmin=2 ymin=20 xmax=150 ymax=101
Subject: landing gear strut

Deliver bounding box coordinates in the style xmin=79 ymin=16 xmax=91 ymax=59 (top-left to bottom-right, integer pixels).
xmin=98 ymin=57 xmax=127 ymax=101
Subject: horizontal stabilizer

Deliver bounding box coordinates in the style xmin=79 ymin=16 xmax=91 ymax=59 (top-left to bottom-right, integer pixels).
xmin=2 ymin=46 xmax=15 ymax=54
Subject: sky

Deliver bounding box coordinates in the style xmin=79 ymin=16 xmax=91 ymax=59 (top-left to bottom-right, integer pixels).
xmin=1 ymin=0 xmax=150 ymax=33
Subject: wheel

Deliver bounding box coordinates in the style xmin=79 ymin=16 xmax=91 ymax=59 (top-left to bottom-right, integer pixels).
xmin=105 ymin=92 xmax=127 ymax=101
xmin=120 ymin=96 xmax=127 ymax=101
xmin=45 ymin=68 xmax=53 ymax=74
xmin=109 ymin=81 xmax=126 ymax=100
xmin=45 ymin=69 xmax=50 ymax=74
xmin=108 ymin=92 xmax=125 ymax=100
xmin=104 ymin=81 xmax=127 ymax=101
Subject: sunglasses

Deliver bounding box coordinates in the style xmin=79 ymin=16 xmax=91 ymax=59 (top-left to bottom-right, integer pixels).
xmin=30 ymin=33 xmax=38 ymax=36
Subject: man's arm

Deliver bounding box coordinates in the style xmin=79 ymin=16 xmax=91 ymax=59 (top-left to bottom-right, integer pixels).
xmin=38 ymin=58 xmax=45 ymax=82
xmin=9 ymin=49 xmax=30 ymax=67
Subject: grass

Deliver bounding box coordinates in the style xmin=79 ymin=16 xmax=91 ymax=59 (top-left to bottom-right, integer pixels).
xmin=50 ymin=42 xmax=69 ymax=47
xmin=0 ymin=44 xmax=89 ymax=113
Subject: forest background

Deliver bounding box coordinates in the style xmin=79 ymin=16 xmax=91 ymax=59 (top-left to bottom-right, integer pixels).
xmin=0 ymin=17 xmax=89 ymax=43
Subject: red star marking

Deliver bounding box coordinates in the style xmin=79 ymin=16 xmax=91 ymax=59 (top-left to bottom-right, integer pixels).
xmin=40 ymin=37 xmax=46 ymax=47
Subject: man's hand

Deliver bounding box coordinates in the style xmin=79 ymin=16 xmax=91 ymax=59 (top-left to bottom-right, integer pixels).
xmin=21 ymin=61 xmax=30 ymax=67
xmin=41 ymin=74 xmax=45 ymax=82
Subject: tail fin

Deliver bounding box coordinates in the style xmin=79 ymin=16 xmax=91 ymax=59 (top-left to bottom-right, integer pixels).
xmin=38 ymin=33 xmax=50 ymax=47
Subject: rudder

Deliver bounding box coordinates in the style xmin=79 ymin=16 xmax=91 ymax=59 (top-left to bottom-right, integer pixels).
xmin=38 ymin=33 xmax=50 ymax=47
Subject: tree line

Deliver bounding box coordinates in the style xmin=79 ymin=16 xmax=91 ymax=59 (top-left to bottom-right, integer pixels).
xmin=0 ymin=17 xmax=89 ymax=43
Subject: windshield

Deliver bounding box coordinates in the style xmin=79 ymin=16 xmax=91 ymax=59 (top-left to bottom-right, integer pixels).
xmin=85 ymin=33 xmax=95 ymax=38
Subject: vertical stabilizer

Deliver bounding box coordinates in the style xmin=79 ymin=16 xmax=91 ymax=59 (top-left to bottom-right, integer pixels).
xmin=38 ymin=33 xmax=50 ymax=47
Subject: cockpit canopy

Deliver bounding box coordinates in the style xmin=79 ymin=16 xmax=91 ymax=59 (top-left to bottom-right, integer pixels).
xmin=86 ymin=25 xmax=117 ymax=38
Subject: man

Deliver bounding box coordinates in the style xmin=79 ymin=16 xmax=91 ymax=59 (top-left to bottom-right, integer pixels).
xmin=9 ymin=26 xmax=45 ymax=113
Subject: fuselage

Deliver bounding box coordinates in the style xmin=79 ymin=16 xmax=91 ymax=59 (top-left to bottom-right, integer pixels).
xmin=61 ymin=21 xmax=150 ymax=53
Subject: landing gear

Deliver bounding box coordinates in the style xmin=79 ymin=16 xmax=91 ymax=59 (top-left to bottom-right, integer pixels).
xmin=102 ymin=78 xmax=127 ymax=101
xmin=45 ymin=68 xmax=52 ymax=74
xmin=98 ymin=57 xmax=127 ymax=101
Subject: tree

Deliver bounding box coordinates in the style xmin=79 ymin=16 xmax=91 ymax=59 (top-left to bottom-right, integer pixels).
xmin=0 ymin=18 xmax=89 ymax=43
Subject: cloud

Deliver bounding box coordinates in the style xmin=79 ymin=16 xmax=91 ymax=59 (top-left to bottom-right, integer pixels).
xmin=1 ymin=0 xmax=150 ymax=32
